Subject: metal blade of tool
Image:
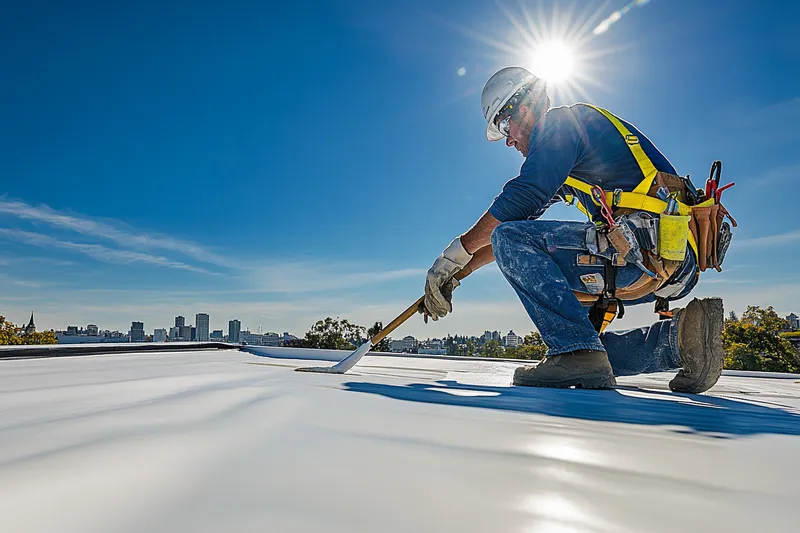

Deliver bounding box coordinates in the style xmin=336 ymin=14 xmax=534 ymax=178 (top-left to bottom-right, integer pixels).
xmin=294 ymin=269 xmax=471 ymax=375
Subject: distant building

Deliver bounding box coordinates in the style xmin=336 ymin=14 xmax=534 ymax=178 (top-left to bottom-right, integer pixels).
xmin=179 ymin=325 xmax=192 ymax=341
xmin=418 ymin=338 xmax=446 ymax=355
xmin=239 ymin=331 xmax=281 ymax=346
xmin=169 ymin=327 xmax=180 ymax=341
xmin=24 ymin=313 xmax=35 ymax=335
xmin=130 ymin=322 xmax=145 ymax=342
xmin=240 ymin=330 xmax=259 ymax=345
xmin=56 ymin=333 xmax=128 ymax=344
xmin=153 ymin=328 xmax=167 ymax=342
xmin=196 ymin=313 xmax=210 ymax=341
xmin=263 ymin=332 xmax=281 ymax=346
xmin=787 ymin=313 xmax=800 ymax=331
xmin=175 ymin=316 xmax=185 ymax=328
xmin=191 ymin=326 xmax=197 ymax=341
xmin=87 ymin=324 xmax=99 ymax=336
xmin=482 ymin=330 xmax=501 ymax=343
xmin=210 ymin=329 xmax=224 ymax=340
xmin=505 ymin=330 xmax=520 ymax=348
xmin=229 ymin=320 xmax=241 ymax=343
xmin=403 ymin=336 xmax=417 ymax=352
xmin=391 ymin=336 xmax=417 ymax=353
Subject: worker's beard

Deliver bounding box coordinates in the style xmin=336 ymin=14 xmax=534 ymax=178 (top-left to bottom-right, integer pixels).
xmin=508 ymin=110 xmax=539 ymax=157
xmin=513 ymin=125 xmax=533 ymax=157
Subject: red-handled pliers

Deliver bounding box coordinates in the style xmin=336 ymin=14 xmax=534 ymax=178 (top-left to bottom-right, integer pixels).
xmin=705 ymin=160 xmax=722 ymax=200
xmin=715 ymin=182 xmax=735 ymax=203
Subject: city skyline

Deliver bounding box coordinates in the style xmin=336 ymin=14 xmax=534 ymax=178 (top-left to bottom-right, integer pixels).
xmin=40 ymin=307 xmax=800 ymax=343
xmin=43 ymin=315 xmax=533 ymax=342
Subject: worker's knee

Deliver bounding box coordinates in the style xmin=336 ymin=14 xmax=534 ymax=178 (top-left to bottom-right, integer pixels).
xmin=491 ymin=221 xmax=532 ymax=267
xmin=490 ymin=221 xmax=515 ymax=249
xmin=491 ymin=220 xmax=533 ymax=251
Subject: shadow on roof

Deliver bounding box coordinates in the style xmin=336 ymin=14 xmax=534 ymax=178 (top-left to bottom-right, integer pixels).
xmin=342 ymin=380 xmax=800 ymax=438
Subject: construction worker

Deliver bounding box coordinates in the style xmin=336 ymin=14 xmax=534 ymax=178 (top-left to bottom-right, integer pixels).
xmin=420 ymin=66 xmax=724 ymax=393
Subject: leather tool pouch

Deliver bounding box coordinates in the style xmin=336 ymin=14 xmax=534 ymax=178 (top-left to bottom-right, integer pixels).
xmin=689 ymin=205 xmax=718 ymax=272
xmin=712 ymin=203 xmax=737 ymax=271
xmin=689 ymin=203 xmax=737 ymax=272
xmin=606 ymin=226 xmax=633 ymax=259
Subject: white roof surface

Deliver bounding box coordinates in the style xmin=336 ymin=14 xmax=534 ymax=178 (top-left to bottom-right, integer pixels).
xmin=2 ymin=347 xmax=799 ymax=533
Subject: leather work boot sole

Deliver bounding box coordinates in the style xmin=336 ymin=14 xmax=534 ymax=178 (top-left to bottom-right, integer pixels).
xmin=513 ymin=350 xmax=616 ymax=389
xmin=669 ymin=297 xmax=724 ymax=394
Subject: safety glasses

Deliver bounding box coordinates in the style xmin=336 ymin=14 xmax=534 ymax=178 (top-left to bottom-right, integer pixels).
xmin=497 ymin=114 xmax=512 ymax=137
xmin=494 ymin=100 xmax=518 ymax=137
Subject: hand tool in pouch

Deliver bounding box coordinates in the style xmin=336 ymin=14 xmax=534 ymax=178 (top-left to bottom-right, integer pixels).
xmin=591 ymin=186 xmax=657 ymax=278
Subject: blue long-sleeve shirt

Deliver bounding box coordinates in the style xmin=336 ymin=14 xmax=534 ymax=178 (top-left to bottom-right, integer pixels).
xmin=488 ymin=104 xmax=677 ymax=224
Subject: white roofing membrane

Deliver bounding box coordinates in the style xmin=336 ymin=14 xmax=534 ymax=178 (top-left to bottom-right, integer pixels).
xmin=1 ymin=347 xmax=799 ymax=533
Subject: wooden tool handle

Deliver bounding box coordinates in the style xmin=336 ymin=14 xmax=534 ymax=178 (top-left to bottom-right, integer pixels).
xmin=370 ymin=267 xmax=472 ymax=344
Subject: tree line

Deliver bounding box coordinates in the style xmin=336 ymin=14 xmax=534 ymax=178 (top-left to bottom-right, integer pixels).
xmin=0 ymin=316 xmax=57 ymax=345
xmin=284 ymin=317 xmax=548 ymax=359
xmin=724 ymin=306 xmax=799 ymax=373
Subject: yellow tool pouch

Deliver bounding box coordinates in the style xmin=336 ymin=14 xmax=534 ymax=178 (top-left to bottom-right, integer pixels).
xmin=659 ymin=214 xmax=691 ymax=261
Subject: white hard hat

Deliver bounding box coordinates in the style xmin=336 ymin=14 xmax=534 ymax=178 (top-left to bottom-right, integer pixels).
xmin=481 ymin=66 xmax=545 ymax=141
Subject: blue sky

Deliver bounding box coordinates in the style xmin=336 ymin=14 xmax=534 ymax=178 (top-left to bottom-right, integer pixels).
xmin=1 ymin=0 xmax=799 ymax=338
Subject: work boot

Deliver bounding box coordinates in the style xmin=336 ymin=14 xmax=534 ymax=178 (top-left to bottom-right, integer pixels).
xmin=513 ymin=350 xmax=616 ymax=389
xmin=669 ymin=297 xmax=724 ymax=394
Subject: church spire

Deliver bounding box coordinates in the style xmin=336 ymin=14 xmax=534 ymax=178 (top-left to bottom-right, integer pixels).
xmin=25 ymin=312 xmax=35 ymax=335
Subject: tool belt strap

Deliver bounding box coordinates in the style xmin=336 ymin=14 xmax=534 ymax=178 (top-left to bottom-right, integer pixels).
xmin=564 ymin=175 xmax=710 ymax=258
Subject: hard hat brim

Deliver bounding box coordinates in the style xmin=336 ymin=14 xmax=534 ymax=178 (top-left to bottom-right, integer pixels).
xmin=486 ymin=122 xmax=505 ymax=142
xmin=483 ymin=74 xmax=537 ymax=142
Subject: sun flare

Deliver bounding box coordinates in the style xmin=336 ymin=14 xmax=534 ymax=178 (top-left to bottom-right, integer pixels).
xmin=531 ymin=41 xmax=575 ymax=84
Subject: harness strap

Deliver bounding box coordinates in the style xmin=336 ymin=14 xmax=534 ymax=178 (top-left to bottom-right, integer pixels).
xmin=562 ymin=104 xmax=710 ymax=330
xmin=582 ymin=104 xmax=658 ymax=195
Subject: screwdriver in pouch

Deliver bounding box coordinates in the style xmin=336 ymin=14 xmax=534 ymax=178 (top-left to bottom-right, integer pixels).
xmin=591 ymin=186 xmax=657 ymax=279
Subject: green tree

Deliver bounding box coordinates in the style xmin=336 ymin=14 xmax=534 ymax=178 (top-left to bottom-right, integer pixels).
xmin=723 ymin=306 xmax=798 ymax=372
xmin=303 ymin=317 xmax=366 ymax=350
xmin=504 ymin=346 xmax=519 ymax=359
xmin=452 ymin=338 xmax=477 ymax=357
xmin=516 ymin=344 xmax=547 ymax=360
xmin=465 ymin=339 xmax=477 ymax=356
xmin=520 ymin=331 xmax=548 ymax=360
xmin=282 ymin=338 xmax=310 ymax=348
xmin=367 ymin=322 xmax=391 ymax=352
xmin=0 ymin=316 xmax=57 ymax=345
xmin=444 ymin=335 xmax=456 ymax=356
xmin=480 ymin=339 xmax=504 ymax=358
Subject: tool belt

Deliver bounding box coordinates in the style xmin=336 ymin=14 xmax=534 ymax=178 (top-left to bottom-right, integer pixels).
xmin=557 ymin=105 xmax=738 ymax=333
xmin=574 ymin=165 xmax=737 ymax=332
xmin=624 ymin=165 xmax=738 ymax=273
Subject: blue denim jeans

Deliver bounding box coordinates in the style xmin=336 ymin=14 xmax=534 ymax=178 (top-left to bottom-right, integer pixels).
xmin=491 ymin=219 xmax=697 ymax=376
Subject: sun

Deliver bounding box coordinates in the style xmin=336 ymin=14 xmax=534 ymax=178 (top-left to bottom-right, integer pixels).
xmin=448 ymin=2 xmax=618 ymax=103
xmin=531 ymin=41 xmax=575 ymax=84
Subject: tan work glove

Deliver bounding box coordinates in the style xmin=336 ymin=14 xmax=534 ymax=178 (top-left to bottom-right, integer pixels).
xmin=419 ymin=237 xmax=472 ymax=321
